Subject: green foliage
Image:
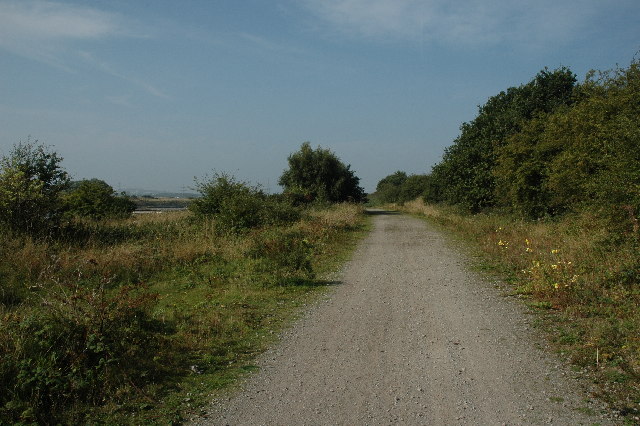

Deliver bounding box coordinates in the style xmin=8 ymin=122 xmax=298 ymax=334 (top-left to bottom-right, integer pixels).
xmin=376 ymin=171 xmax=408 ymax=191
xmin=279 ymin=142 xmax=365 ymax=204
xmin=372 ymin=171 xmax=430 ymax=205
xmin=399 ymin=174 xmax=430 ymax=203
xmin=0 ymin=140 xmax=70 ymax=235
xmin=65 ymin=179 xmax=136 ymax=219
xmin=247 ymin=228 xmax=314 ymax=286
xmin=495 ymin=60 xmax=640 ymax=226
xmin=0 ymin=282 xmax=163 ymax=424
xmin=0 ymin=202 xmax=365 ymax=424
xmin=189 ymin=173 xmax=300 ymax=232
xmin=493 ymin=116 xmax=560 ymax=217
xmin=373 ymin=171 xmax=407 ymax=204
xmin=546 ymin=63 xmax=640 ymax=226
xmin=426 ymin=68 xmax=577 ymax=211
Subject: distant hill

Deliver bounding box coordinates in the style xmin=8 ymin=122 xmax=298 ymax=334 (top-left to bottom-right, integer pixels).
xmin=121 ymin=188 xmax=199 ymax=198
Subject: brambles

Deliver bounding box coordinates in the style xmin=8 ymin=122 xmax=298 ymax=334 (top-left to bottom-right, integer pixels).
xmin=0 ymin=282 xmax=163 ymax=424
xmin=421 ymin=59 xmax=640 ymax=228
xmin=425 ymin=68 xmax=578 ymax=212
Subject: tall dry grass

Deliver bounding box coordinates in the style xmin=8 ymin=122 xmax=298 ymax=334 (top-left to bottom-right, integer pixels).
xmin=398 ymin=199 xmax=640 ymax=415
xmin=0 ymin=203 xmax=368 ymax=424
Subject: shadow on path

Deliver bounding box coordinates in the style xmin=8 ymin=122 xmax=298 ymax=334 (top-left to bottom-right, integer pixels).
xmin=365 ymin=209 xmax=400 ymax=216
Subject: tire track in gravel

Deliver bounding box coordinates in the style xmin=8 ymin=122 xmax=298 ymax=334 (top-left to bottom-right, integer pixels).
xmin=193 ymin=210 xmax=615 ymax=425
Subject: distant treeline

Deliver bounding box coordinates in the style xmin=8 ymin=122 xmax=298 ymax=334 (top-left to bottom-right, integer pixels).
xmin=375 ymin=58 xmax=639 ymax=230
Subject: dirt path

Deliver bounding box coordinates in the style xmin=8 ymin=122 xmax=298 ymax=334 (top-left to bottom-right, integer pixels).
xmin=193 ymin=211 xmax=614 ymax=425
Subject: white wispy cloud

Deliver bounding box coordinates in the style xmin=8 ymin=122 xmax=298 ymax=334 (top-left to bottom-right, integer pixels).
xmin=0 ymin=1 xmax=168 ymax=99
xmin=238 ymin=32 xmax=306 ymax=55
xmin=300 ymin=0 xmax=606 ymax=47
xmin=0 ymin=0 xmax=125 ymax=66
xmin=105 ymin=94 xmax=134 ymax=108
xmin=79 ymin=51 xmax=170 ymax=99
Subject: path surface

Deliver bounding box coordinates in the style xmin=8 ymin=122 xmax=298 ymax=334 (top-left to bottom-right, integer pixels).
xmin=194 ymin=211 xmax=613 ymax=425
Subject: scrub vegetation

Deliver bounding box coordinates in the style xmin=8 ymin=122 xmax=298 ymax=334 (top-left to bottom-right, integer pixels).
xmin=373 ymin=58 xmax=640 ymax=418
xmin=0 ymin=141 xmax=367 ymax=424
xmin=398 ymin=199 xmax=639 ymax=417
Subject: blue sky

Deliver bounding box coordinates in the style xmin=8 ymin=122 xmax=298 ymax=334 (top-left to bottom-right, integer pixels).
xmin=1 ymin=0 xmax=638 ymax=193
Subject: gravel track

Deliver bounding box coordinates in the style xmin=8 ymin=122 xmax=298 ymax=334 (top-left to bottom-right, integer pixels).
xmin=193 ymin=211 xmax=614 ymax=425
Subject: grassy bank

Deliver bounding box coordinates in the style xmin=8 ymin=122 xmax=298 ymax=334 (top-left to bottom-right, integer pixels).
xmin=0 ymin=204 xmax=368 ymax=424
xmin=397 ymin=199 xmax=639 ymax=420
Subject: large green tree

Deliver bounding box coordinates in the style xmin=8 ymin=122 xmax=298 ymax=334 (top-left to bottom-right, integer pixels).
xmin=279 ymin=142 xmax=365 ymax=203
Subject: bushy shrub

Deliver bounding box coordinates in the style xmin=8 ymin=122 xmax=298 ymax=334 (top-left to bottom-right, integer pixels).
xmin=427 ymin=68 xmax=577 ymax=212
xmin=0 ymin=141 xmax=70 ymax=235
xmin=262 ymin=194 xmax=302 ymax=226
xmin=190 ymin=173 xmax=300 ymax=232
xmin=372 ymin=171 xmax=430 ymax=205
xmin=373 ymin=171 xmax=407 ymax=204
xmin=64 ymin=179 xmax=136 ymax=219
xmin=279 ymin=142 xmax=365 ymax=203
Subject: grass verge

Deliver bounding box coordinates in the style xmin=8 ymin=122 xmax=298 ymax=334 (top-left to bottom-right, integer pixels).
xmin=395 ymin=199 xmax=640 ymax=422
xmin=0 ymin=204 xmax=369 ymax=424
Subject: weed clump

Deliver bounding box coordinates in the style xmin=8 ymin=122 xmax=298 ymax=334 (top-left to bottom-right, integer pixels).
xmin=0 ymin=281 xmax=164 ymax=424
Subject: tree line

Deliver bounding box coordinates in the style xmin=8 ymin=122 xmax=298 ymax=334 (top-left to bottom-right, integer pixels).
xmin=0 ymin=140 xmax=365 ymax=237
xmin=375 ymin=58 xmax=640 ymax=230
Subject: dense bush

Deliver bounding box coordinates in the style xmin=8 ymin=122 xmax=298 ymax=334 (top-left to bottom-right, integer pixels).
xmin=0 ymin=141 xmax=70 ymax=235
xmin=279 ymin=142 xmax=366 ymax=204
xmin=373 ymin=171 xmax=407 ymax=204
xmin=494 ymin=60 xmax=640 ymax=225
xmin=425 ymin=68 xmax=577 ymax=212
xmin=372 ymin=171 xmax=430 ymax=205
xmin=424 ymin=59 xmax=640 ymax=228
xmin=190 ymin=173 xmax=300 ymax=231
xmin=65 ymin=179 xmax=136 ymax=219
